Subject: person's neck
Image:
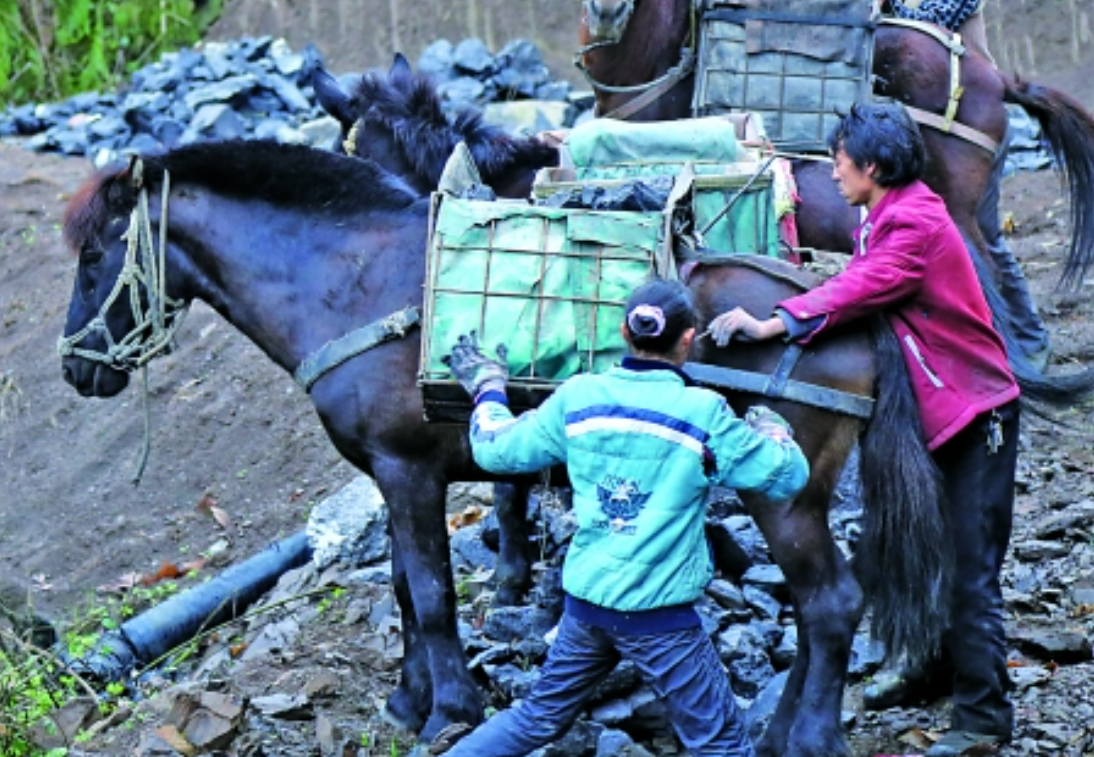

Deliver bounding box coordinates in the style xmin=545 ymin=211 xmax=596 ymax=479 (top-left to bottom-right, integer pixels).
xmin=865 ymin=184 xmax=891 ymax=212
xmin=629 ymin=350 xmax=684 ymax=368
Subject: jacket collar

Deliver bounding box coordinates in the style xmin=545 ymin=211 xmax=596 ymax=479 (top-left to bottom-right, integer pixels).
xmin=621 ymin=356 xmax=697 ymax=387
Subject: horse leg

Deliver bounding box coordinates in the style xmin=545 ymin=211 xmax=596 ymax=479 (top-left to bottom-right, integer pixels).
xmin=383 ymin=535 xmax=432 ymax=733
xmin=374 ymin=458 xmax=485 ymax=740
xmin=492 ymin=481 xmax=532 ymax=607
xmin=746 ymin=442 xmax=864 ymax=757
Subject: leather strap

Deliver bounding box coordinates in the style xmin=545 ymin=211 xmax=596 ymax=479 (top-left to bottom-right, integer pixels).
xmin=294 ymin=305 xmax=421 ymax=392
xmin=684 ymin=360 xmax=875 ymax=419
xmin=902 ymin=104 xmax=1000 ymax=154
xmin=703 ymin=9 xmax=875 ymax=28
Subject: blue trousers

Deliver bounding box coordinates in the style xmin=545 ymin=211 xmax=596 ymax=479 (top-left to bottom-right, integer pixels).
xmin=444 ymin=613 xmax=755 ymax=757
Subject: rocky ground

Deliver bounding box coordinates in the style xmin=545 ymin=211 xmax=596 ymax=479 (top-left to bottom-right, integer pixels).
xmin=1 ymin=0 xmax=1093 ymax=755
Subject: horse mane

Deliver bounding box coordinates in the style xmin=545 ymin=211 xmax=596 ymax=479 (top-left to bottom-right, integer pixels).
xmin=348 ymin=65 xmax=558 ymax=185
xmin=64 ymin=140 xmax=422 ymax=254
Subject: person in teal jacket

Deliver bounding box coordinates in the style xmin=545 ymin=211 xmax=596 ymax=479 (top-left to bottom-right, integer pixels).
xmin=438 ymin=278 xmax=809 ymax=757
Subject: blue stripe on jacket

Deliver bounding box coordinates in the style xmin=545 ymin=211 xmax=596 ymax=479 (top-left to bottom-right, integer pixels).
xmin=564 ymin=405 xmax=710 ymax=443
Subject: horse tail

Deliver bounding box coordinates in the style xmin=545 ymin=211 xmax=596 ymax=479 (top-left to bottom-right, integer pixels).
xmin=856 ymin=315 xmax=952 ymax=666
xmin=1002 ymin=76 xmax=1094 ymax=289
xmin=966 ymin=237 xmax=1094 ymax=405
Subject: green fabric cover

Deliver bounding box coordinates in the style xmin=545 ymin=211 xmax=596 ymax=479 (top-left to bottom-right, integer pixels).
xmin=423 ymin=198 xmax=667 ymax=384
xmin=566 ymin=116 xmax=741 ymax=179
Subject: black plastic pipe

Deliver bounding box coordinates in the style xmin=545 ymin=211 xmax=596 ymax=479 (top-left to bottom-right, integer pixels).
xmin=65 ymin=531 xmax=311 ymax=681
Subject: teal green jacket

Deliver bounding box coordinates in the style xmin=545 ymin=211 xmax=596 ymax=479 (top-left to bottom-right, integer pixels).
xmin=469 ymin=360 xmax=810 ymax=613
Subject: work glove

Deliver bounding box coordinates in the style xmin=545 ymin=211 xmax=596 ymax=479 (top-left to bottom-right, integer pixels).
xmin=744 ymin=405 xmax=795 ymax=445
xmin=443 ymin=331 xmax=510 ymax=400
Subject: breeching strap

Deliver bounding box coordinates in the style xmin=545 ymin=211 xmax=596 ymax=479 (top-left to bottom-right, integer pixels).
xmin=877 ymin=17 xmax=1000 ymax=154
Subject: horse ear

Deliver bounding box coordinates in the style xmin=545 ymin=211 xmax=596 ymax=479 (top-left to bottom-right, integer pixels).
xmin=390 ymin=52 xmax=412 ymax=78
xmin=312 ymin=66 xmax=353 ymax=125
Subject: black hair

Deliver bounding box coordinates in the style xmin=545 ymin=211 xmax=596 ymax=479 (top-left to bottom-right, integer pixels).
xmin=623 ymin=278 xmax=696 ymax=354
xmin=826 ymin=103 xmax=926 ymax=187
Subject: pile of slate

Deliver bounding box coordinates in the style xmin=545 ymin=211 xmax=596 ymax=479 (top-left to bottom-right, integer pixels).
xmin=0 ymin=36 xmax=588 ymax=168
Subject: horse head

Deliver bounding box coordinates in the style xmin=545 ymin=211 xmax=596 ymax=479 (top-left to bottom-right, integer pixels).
xmin=313 ymin=54 xmax=558 ymax=198
xmin=59 ymin=157 xmax=190 ymax=398
xmin=582 ymin=0 xmax=638 ymax=43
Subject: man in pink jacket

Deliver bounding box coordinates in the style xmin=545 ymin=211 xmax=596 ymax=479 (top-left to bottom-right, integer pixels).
xmin=708 ymin=102 xmax=1019 ymax=757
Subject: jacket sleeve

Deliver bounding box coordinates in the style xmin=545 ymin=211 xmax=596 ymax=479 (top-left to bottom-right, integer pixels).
xmin=705 ymin=399 xmax=810 ymax=502
xmin=469 ymin=392 xmax=568 ymax=474
xmin=776 ymin=215 xmax=931 ymax=342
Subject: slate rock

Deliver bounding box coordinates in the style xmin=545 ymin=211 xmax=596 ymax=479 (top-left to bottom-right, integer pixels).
xmin=453 ymin=38 xmax=496 ymax=75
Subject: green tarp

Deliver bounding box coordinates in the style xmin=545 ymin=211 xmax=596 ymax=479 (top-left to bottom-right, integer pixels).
xmin=566 ymin=116 xmax=742 ymax=179
xmin=421 ymin=197 xmax=671 ymax=384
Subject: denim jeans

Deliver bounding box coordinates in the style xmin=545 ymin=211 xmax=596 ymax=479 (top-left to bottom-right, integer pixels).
xmin=444 ymin=613 xmax=754 ymax=757
xmin=978 ymin=126 xmax=1049 ymax=359
xmin=935 ymin=400 xmax=1018 ymax=737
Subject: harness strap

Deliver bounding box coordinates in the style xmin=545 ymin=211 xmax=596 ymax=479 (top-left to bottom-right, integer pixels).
xmin=684 ymin=361 xmax=875 ymax=420
xmin=876 ymin=17 xmax=999 ymax=153
xmin=294 ymin=305 xmax=421 ymax=393
xmin=577 ymin=0 xmax=699 ymax=121
xmin=763 ymin=342 xmax=802 ymax=398
xmin=596 ymin=48 xmax=696 ymax=120
xmin=702 ymin=8 xmax=875 ymax=28
xmin=902 ymin=104 xmax=999 ymax=154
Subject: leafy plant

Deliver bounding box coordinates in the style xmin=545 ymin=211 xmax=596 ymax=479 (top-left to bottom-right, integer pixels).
xmin=0 ymin=0 xmax=224 ymax=107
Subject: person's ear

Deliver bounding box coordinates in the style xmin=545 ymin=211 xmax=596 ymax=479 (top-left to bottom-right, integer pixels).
xmin=679 ymin=327 xmax=696 ymax=353
xmin=620 ymin=322 xmax=631 ymax=344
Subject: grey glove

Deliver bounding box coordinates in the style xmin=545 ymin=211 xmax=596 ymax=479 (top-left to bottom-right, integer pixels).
xmin=744 ymin=405 xmax=795 ymax=445
xmin=443 ymin=331 xmax=510 ymax=399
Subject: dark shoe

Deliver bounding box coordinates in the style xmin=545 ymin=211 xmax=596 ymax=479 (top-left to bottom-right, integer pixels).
xmin=925 ymin=729 xmax=1004 ymax=756
xmin=863 ymin=666 xmax=952 ymax=710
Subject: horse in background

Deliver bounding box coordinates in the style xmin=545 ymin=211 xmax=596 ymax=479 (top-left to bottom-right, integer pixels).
xmin=313 ymin=54 xmax=558 ymax=200
xmin=578 ymin=0 xmax=1094 ymax=288
xmin=59 ymin=139 xmax=951 ymax=757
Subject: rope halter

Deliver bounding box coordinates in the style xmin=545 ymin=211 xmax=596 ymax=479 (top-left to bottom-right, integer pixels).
xmin=57 ymin=162 xmax=189 ymax=373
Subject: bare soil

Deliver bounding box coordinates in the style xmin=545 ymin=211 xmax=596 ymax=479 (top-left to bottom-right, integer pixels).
xmin=1 ymin=0 xmax=1093 ymax=755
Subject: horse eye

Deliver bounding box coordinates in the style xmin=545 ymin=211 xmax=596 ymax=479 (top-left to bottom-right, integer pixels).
xmin=80 ymin=246 xmax=103 ymax=265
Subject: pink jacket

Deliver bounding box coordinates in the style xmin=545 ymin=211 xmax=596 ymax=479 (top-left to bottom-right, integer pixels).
xmin=778 ymin=180 xmax=1019 ymax=450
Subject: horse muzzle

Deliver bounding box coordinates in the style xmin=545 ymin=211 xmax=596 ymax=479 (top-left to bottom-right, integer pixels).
xmin=62 ymin=356 xmax=130 ymax=398
xmin=583 ymin=0 xmax=636 ymax=42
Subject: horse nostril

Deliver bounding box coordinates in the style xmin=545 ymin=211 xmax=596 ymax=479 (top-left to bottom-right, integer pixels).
xmin=62 ymin=364 xmax=75 ymax=386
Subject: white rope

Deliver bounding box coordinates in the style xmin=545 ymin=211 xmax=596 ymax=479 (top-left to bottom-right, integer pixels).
xmin=57 ymin=167 xmax=188 ymax=371
xmin=56 ymin=164 xmax=189 ymax=484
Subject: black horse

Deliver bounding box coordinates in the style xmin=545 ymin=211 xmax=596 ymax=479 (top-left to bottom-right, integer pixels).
xmin=59 ymin=139 xmax=949 ymax=756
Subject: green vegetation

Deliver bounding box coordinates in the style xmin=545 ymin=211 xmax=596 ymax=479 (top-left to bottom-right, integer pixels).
xmin=0 ymin=0 xmax=224 ymax=108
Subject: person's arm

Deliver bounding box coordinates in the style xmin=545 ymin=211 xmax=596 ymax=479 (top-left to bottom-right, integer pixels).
xmin=710 ymin=215 xmax=932 ymax=347
xmin=705 ymin=400 xmax=809 ymax=503
xmin=443 ymin=331 xmax=567 ymax=474
xmin=468 ymin=392 xmax=567 ymax=474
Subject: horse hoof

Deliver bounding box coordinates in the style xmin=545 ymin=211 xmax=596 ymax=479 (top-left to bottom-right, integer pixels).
xmin=381 ymin=698 xmax=426 ymax=734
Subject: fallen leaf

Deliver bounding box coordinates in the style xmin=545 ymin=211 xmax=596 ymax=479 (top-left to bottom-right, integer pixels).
xmin=139 ymin=561 xmax=182 ymax=586
xmin=196 ymin=494 xmax=234 ymax=531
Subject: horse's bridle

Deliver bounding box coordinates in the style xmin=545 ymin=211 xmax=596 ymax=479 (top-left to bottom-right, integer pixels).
xmin=57 ymin=161 xmax=189 ymax=372
xmin=574 ymin=0 xmax=700 ymax=120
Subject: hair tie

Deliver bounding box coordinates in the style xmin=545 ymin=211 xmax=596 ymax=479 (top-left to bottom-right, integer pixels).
xmin=627 ymin=304 xmax=666 ymax=337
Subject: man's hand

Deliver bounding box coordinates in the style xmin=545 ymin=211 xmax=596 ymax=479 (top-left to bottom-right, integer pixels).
xmin=442 ymin=331 xmax=510 ymax=400
xmin=743 ymin=405 xmax=795 ymax=445
xmin=706 ymin=308 xmax=784 ymax=347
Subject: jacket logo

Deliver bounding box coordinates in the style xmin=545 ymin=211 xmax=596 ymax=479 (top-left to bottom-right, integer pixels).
xmin=595 ymin=475 xmax=651 ymax=533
